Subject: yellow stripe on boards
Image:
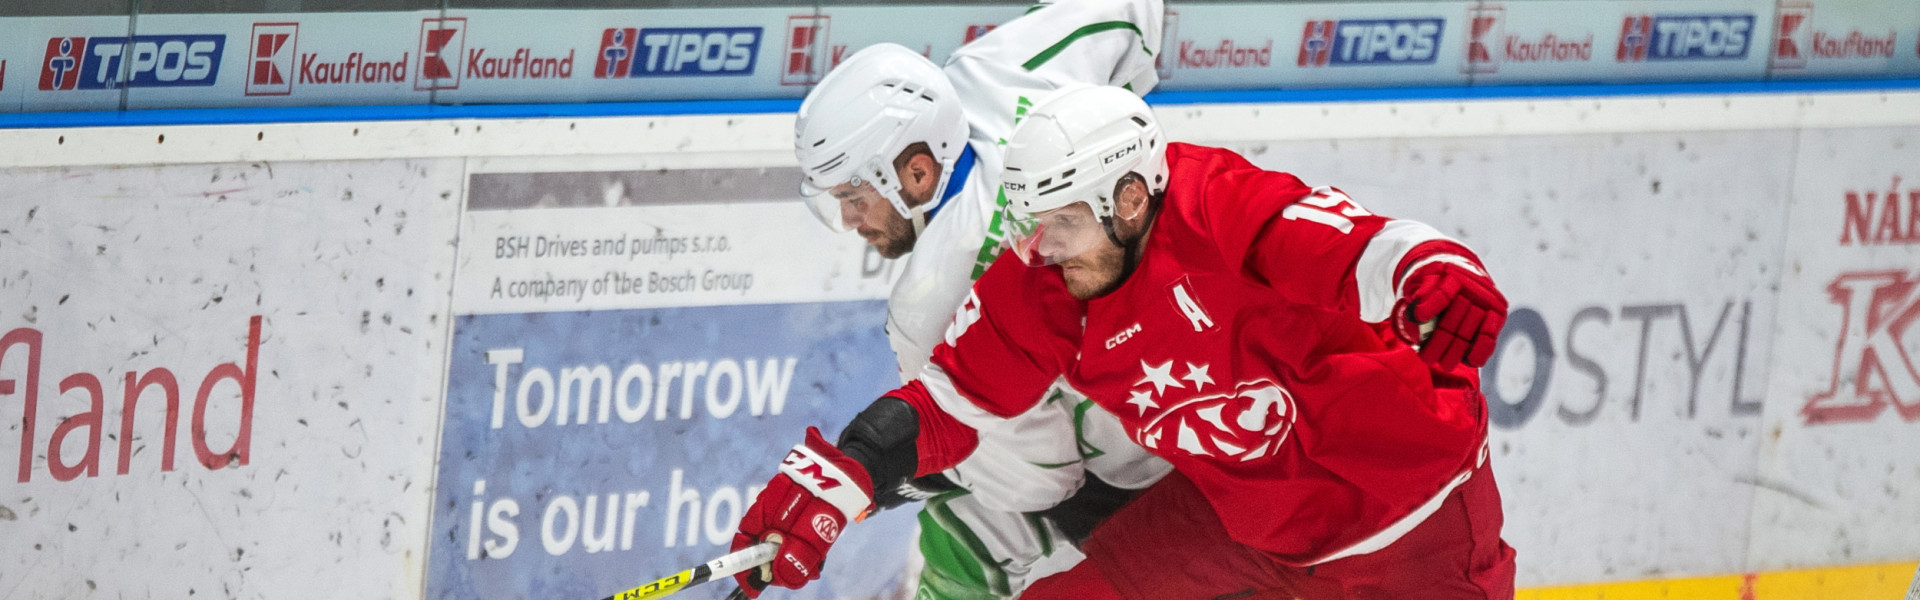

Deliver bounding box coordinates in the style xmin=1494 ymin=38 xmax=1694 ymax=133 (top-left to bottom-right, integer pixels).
xmin=1755 ymin=562 xmax=1918 ymax=599
xmin=1518 ymin=561 xmax=1918 ymax=600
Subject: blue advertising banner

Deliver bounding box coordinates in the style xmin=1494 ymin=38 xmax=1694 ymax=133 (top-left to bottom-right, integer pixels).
xmin=425 ymin=302 xmax=914 ymax=600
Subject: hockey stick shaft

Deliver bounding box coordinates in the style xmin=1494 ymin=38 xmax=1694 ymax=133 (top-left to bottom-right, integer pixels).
xmin=599 ymin=542 xmax=778 ymax=600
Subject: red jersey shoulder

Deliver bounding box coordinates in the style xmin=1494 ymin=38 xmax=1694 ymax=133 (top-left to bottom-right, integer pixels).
xmin=933 ymin=252 xmax=1085 ymax=418
xmin=1160 ymin=143 xmax=1315 ymax=275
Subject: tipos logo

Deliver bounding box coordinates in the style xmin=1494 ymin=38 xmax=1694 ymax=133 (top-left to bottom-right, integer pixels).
xmin=1616 ymin=14 xmax=1753 ymax=62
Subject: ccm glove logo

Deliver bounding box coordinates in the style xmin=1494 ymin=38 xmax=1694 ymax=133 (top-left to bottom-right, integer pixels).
xmin=780 ymin=449 xmax=843 ymax=491
xmin=775 ymin=432 xmax=873 ymax=520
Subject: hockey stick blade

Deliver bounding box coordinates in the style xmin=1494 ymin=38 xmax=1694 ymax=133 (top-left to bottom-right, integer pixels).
xmin=599 ymin=542 xmax=778 ymax=600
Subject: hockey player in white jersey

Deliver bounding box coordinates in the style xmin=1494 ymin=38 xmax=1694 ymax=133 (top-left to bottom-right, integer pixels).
xmin=733 ymin=1 xmax=1173 ymax=598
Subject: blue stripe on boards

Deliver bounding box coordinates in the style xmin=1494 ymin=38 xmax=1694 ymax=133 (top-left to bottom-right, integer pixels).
xmin=3 ymin=79 xmax=1917 ymax=129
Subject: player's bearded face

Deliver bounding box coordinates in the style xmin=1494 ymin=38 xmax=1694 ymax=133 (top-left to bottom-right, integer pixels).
xmin=829 ymin=181 xmax=918 ymax=259
xmin=1058 ymin=235 xmax=1129 ymax=300
xmin=1035 ymin=203 xmax=1131 ymax=300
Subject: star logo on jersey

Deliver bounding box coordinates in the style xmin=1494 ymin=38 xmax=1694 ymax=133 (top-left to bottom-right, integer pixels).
xmin=1182 ymin=362 xmax=1214 ymax=391
xmin=1136 ymin=359 xmax=1186 ymax=395
xmin=1133 ymin=378 xmax=1297 ymax=462
xmin=1127 ymin=360 xmax=1217 ymax=415
xmin=1126 ymin=389 xmax=1159 ymax=415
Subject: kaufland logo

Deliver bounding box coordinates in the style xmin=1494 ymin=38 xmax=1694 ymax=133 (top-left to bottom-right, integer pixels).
xmin=594 ymin=27 xmax=760 ymax=78
xmin=1616 ymin=14 xmax=1754 ymax=62
xmin=246 ymin=23 xmax=297 ymax=95
xmin=1180 ymin=38 xmax=1273 ymax=69
xmin=1464 ymin=7 xmax=1503 ymax=72
xmin=781 ymin=15 xmax=844 ymax=85
xmin=416 ymin=18 xmax=466 ymax=90
xmin=1465 ymin=6 xmax=1594 ymax=73
xmin=417 ymin=18 xmax=574 ymax=91
xmin=1297 ymin=18 xmax=1444 ymax=66
xmin=246 ymin=23 xmax=412 ymax=96
xmin=39 ymin=35 xmax=225 ymax=90
xmin=1771 ymin=3 xmax=1898 ymax=70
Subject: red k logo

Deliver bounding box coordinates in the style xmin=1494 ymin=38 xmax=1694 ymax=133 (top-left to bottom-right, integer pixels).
xmin=1771 ymin=3 xmax=1811 ymax=69
xmin=246 ymin=23 xmax=297 ymax=96
xmin=416 ymin=17 xmax=466 ymax=91
xmin=781 ymin=15 xmax=830 ymax=86
xmin=1805 ymin=270 xmax=1920 ymax=424
xmin=1464 ymin=6 xmax=1503 ymax=73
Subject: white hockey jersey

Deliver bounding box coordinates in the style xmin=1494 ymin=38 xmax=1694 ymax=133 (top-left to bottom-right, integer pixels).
xmin=882 ymin=0 xmax=1173 ymax=513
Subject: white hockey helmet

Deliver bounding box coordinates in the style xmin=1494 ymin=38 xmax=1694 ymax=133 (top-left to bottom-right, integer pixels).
xmin=794 ymin=43 xmax=969 ymax=233
xmin=1000 ymin=85 xmax=1168 ymax=266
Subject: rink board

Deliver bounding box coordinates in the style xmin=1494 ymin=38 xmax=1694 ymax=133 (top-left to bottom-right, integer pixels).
xmin=3 ymin=0 xmax=1920 ymax=112
xmin=2 ymin=90 xmax=1918 ymax=598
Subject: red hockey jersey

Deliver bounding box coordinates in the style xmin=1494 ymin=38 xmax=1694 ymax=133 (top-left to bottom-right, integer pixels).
xmin=898 ymin=143 xmax=1491 ymax=566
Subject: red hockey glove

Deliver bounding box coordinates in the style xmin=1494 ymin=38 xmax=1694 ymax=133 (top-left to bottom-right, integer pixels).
xmin=731 ymin=427 xmax=875 ymax=598
xmin=1391 ymin=245 xmax=1508 ymax=370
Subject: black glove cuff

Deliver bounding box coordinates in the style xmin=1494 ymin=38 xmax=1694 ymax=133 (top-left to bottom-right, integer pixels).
xmin=836 ymin=396 xmax=922 ymax=510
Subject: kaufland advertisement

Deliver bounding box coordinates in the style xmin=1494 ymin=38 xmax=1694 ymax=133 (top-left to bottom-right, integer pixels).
xmin=1767 ymin=0 xmax=1914 ymax=78
xmin=4 ymin=1 xmax=1920 ymax=111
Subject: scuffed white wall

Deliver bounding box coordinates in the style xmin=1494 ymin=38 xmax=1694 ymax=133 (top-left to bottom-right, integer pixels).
xmin=0 ymin=159 xmax=461 ymax=599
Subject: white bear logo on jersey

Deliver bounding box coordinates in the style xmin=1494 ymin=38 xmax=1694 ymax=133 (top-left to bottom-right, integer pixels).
xmin=1131 ymin=370 xmax=1296 ymax=463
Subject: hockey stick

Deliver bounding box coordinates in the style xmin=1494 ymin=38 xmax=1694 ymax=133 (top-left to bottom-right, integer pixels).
xmin=599 ymin=541 xmax=778 ymax=600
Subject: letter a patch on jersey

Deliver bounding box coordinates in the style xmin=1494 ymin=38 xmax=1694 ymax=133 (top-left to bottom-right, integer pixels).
xmin=1168 ymin=276 xmax=1215 ymax=332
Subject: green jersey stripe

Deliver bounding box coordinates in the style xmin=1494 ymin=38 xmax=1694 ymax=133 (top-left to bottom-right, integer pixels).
xmin=1022 ymin=21 xmax=1151 ymax=71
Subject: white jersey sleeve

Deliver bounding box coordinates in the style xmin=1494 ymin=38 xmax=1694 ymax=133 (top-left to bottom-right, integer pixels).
xmin=878 ymin=0 xmax=1172 ymax=513
xmin=946 ymin=0 xmax=1166 ymax=170
xmin=886 ymin=0 xmax=1167 ymax=377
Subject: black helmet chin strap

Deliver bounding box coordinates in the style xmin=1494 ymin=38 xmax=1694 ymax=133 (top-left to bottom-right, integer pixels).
xmin=1099 ymin=188 xmax=1163 ymax=288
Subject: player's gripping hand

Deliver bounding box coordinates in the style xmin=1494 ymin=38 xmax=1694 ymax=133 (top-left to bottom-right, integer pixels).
xmin=1391 ymin=245 xmax=1508 ymax=370
xmin=732 ymin=427 xmax=875 ymax=598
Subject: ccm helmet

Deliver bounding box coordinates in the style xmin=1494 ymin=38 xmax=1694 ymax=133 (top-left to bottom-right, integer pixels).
xmin=794 ymin=44 xmax=969 ymax=233
xmin=999 ymin=85 xmax=1168 ymax=266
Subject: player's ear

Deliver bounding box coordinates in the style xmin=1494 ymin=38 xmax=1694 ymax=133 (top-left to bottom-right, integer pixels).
xmin=1113 ymin=176 xmax=1150 ymax=224
xmin=896 ymin=145 xmax=942 ymax=206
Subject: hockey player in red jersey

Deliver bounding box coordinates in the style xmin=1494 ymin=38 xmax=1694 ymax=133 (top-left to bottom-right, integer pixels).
xmin=733 ymin=85 xmax=1517 ymax=599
